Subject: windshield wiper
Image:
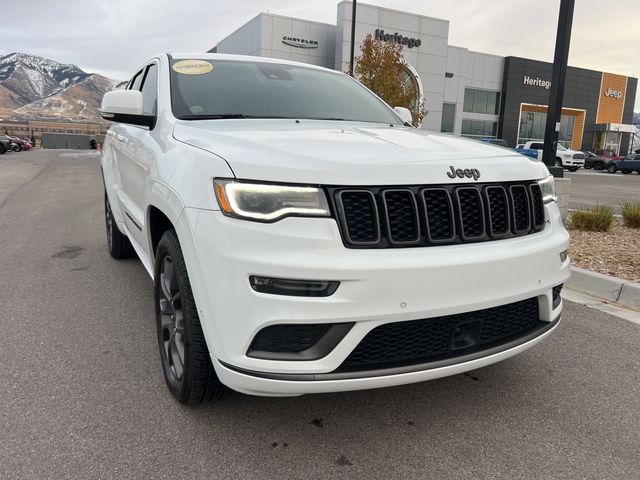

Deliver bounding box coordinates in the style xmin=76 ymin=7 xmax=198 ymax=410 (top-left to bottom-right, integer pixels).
xmin=308 ymin=117 xmax=346 ymax=121
xmin=179 ymin=114 xmax=294 ymax=120
xmin=179 ymin=113 xmax=249 ymax=120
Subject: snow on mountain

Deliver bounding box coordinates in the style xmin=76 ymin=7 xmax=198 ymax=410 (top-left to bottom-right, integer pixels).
xmin=0 ymin=52 xmax=121 ymax=122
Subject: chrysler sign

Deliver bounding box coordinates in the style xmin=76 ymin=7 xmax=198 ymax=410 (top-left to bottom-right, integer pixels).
xmin=282 ymin=36 xmax=318 ymax=48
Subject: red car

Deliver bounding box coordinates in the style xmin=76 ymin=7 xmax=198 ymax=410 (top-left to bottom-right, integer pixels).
xmin=595 ymin=149 xmax=623 ymax=161
xmin=9 ymin=136 xmax=30 ymax=151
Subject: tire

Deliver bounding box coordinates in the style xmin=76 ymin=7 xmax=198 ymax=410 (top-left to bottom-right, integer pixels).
xmin=607 ymin=163 xmax=617 ymax=174
xmin=104 ymin=192 xmax=136 ymax=259
xmin=568 ymin=167 xmax=579 ymax=172
xmin=594 ymin=162 xmax=604 ymax=171
xmin=555 ymin=158 xmax=563 ymax=167
xmin=0 ymin=144 xmax=5 ymax=154
xmin=154 ymin=230 xmax=229 ymax=404
xmin=622 ymin=170 xmax=630 ymax=174
xmin=584 ymin=163 xmax=592 ymax=169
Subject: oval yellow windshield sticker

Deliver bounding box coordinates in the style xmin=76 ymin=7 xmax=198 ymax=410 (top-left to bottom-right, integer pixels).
xmin=172 ymin=60 xmax=213 ymax=75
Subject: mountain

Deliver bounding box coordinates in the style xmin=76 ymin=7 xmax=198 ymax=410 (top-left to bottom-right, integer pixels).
xmin=0 ymin=53 xmax=120 ymax=123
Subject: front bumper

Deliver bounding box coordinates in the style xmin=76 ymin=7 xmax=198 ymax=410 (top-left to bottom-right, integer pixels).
xmin=178 ymin=201 xmax=570 ymax=396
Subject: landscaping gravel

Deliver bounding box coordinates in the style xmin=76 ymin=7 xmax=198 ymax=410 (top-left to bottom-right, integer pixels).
xmin=568 ymin=216 xmax=640 ymax=283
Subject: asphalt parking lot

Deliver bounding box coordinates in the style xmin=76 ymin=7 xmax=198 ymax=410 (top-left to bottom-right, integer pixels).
xmin=1 ymin=150 xmax=639 ymax=480
xmin=566 ymin=169 xmax=639 ymax=212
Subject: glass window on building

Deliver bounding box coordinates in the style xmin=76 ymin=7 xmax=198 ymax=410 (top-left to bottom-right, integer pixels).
xmin=441 ymin=103 xmax=456 ymax=133
xmin=461 ymin=119 xmax=498 ymax=138
xmin=463 ymin=88 xmax=500 ymax=115
xmin=518 ymin=111 xmax=576 ymax=147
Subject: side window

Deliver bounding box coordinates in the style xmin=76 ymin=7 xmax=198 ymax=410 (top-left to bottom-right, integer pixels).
xmin=531 ymin=143 xmax=543 ymax=150
xmin=140 ymin=64 xmax=158 ymax=116
xmin=128 ymin=70 xmax=144 ymax=91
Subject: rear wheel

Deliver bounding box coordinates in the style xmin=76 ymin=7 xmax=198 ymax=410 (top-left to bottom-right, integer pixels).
xmin=154 ymin=230 xmax=229 ymax=404
xmin=105 ymin=192 xmax=135 ymax=259
xmin=607 ymin=163 xmax=618 ymax=174
xmin=0 ymin=144 xmax=5 ymax=154
xmin=594 ymin=161 xmax=604 ymax=170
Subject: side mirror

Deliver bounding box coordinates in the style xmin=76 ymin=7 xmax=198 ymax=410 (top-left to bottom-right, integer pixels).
xmin=100 ymin=90 xmax=154 ymax=128
xmin=394 ymin=106 xmax=413 ymax=125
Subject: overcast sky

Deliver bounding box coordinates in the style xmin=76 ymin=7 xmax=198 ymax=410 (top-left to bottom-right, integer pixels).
xmin=3 ymin=0 xmax=639 ymax=109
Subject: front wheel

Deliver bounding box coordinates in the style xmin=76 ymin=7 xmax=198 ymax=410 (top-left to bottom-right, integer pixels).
xmin=607 ymin=164 xmax=618 ymax=174
xmin=0 ymin=144 xmax=5 ymax=154
xmin=555 ymin=158 xmax=563 ymax=167
xmin=154 ymin=230 xmax=229 ymax=404
xmin=567 ymin=167 xmax=579 ymax=172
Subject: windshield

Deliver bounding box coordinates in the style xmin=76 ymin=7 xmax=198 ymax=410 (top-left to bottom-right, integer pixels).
xmin=169 ymin=59 xmax=402 ymax=125
xmin=556 ymin=144 xmax=567 ymax=151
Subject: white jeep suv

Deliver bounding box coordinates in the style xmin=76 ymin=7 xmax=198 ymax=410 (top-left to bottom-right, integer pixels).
xmin=100 ymin=53 xmax=570 ymax=403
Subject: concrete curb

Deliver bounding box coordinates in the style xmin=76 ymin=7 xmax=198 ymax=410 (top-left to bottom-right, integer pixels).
xmin=566 ymin=266 xmax=640 ymax=309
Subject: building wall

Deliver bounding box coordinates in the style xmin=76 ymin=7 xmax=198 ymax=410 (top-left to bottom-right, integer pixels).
xmin=445 ymin=47 xmax=503 ymax=135
xmin=499 ymin=57 xmax=603 ymax=149
xmin=213 ymin=13 xmax=335 ymax=69
xmin=212 ymin=15 xmax=263 ymax=57
xmin=335 ymin=1 xmax=450 ymax=131
xmin=1 ymin=120 xmax=105 ymax=147
xmin=210 ymin=3 xmax=637 ymax=142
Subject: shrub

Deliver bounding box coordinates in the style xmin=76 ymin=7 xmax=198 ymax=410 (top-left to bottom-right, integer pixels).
xmin=570 ymin=205 xmax=614 ymax=232
xmin=621 ymin=202 xmax=640 ymax=228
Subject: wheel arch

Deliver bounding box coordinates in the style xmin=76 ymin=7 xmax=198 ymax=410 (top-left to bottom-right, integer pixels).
xmin=149 ymin=206 xmax=175 ymax=260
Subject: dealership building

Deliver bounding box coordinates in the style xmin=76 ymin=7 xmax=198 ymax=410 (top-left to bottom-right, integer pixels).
xmin=211 ymin=1 xmax=638 ymax=154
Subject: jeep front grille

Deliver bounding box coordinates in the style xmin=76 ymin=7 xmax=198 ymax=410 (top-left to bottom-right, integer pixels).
xmin=330 ymin=182 xmax=545 ymax=249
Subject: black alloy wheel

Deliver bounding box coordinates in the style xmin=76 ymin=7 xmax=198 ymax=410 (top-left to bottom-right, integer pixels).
xmin=607 ymin=163 xmax=617 ymax=174
xmin=154 ymin=230 xmax=229 ymax=404
xmin=157 ymin=254 xmax=186 ymax=384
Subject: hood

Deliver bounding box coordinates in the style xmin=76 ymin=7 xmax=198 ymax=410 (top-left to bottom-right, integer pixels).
xmin=173 ymin=119 xmax=548 ymax=185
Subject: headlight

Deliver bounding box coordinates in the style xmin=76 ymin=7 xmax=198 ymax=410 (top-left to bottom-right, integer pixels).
xmin=213 ymin=179 xmax=330 ymax=222
xmin=537 ymin=175 xmax=556 ymax=203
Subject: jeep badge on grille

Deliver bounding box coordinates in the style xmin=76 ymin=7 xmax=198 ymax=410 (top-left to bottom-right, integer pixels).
xmin=447 ymin=166 xmax=480 ymax=180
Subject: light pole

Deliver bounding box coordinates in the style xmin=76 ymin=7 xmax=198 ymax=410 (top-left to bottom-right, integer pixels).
xmin=542 ymin=0 xmax=575 ymax=178
xmin=348 ymin=0 xmax=357 ymax=76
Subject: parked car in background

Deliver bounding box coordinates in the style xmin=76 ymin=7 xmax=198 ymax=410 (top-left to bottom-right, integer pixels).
xmin=513 ymin=144 xmax=540 ymax=160
xmin=0 ymin=134 xmax=11 ymax=154
xmin=9 ymin=136 xmax=29 ymax=152
xmin=581 ymin=150 xmax=609 ymax=170
xmin=518 ymin=141 xmax=585 ymax=171
xmin=606 ymin=153 xmax=640 ymax=174
xmin=595 ymin=149 xmax=624 ymax=162
xmin=479 ymin=138 xmax=510 ymax=148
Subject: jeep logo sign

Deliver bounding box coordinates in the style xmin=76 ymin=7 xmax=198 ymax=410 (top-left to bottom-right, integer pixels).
xmin=447 ymin=166 xmax=481 ymax=180
xmin=604 ymin=87 xmax=623 ymax=100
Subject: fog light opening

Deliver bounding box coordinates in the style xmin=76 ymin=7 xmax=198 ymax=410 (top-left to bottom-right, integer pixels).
xmin=249 ymin=275 xmax=340 ymax=297
xmin=552 ymin=284 xmax=563 ymax=309
xmin=560 ymin=250 xmax=568 ymax=263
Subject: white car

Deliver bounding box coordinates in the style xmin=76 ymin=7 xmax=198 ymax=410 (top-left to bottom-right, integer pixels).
xmin=100 ymin=53 xmax=570 ymax=403
xmin=521 ymin=141 xmax=585 ymax=171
